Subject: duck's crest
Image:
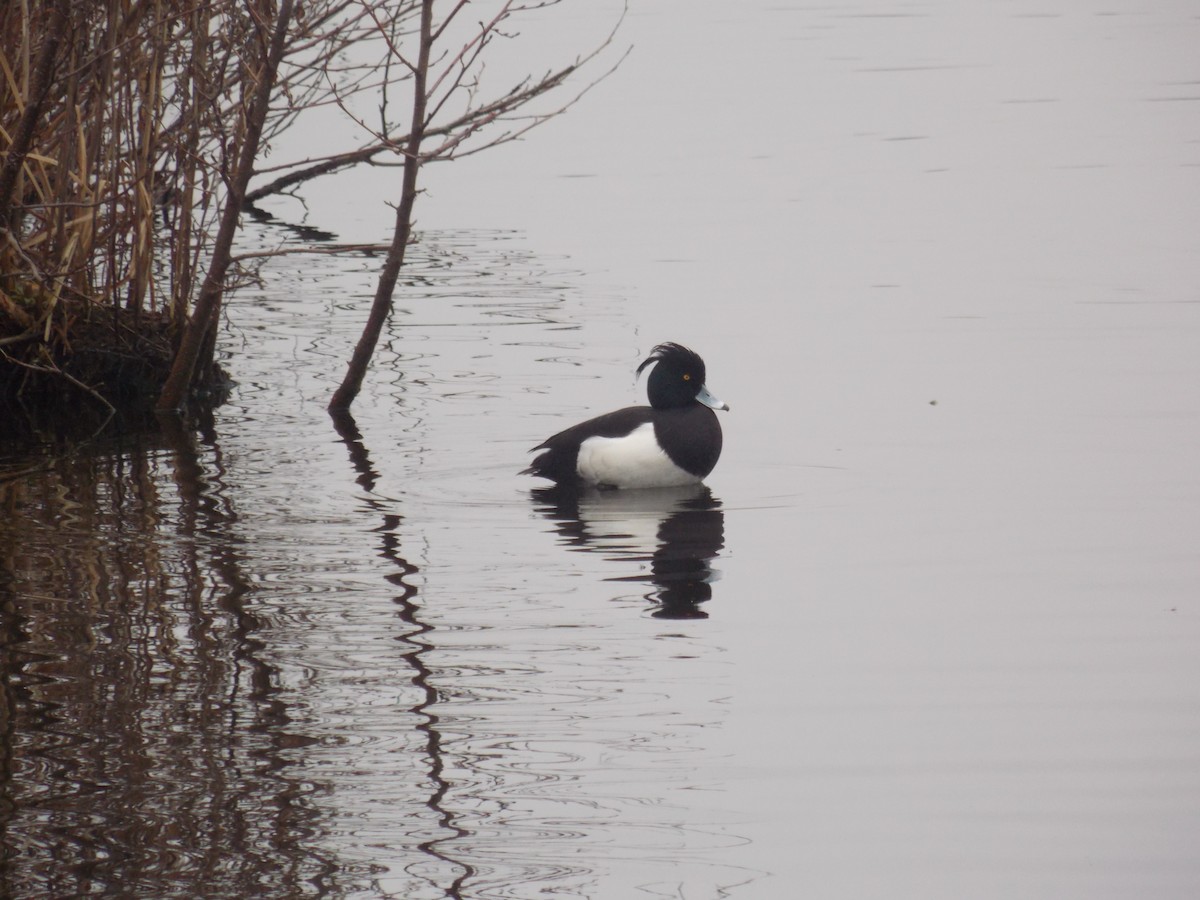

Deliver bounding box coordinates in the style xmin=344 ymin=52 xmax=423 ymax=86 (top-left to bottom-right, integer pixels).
xmin=636 ymin=342 xmax=705 ymax=378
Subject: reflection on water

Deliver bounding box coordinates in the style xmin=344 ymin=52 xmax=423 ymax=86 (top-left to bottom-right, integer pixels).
xmin=531 ymin=485 xmax=725 ymax=619
xmin=0 ymin=420 xmax=335 ymax=898
xmin=330 ymin=410 xmax=472 ymax=898
xmin=0 ymin=224 xmax=748 ymax=898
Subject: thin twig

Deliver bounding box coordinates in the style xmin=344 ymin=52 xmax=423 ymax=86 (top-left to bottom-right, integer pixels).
xmin=0 ymin=348 xmax=117 ymax=415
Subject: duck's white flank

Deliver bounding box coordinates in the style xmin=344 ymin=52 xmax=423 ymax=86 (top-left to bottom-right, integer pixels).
xmin=575 ymin=423 xmax=700 ymax=489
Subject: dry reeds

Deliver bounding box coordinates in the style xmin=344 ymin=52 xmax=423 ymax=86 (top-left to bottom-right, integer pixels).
xmin=0 ymin=0 xmax=378 ymax=407
xmin=1 ymin=0 xmax=623 ymax=413
xmin=0 ymin=0 xmax=244 ymax=403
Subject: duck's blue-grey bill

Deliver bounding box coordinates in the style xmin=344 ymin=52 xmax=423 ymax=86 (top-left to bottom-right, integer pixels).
xmin=697 ymin=385 xmax=730 ymax=411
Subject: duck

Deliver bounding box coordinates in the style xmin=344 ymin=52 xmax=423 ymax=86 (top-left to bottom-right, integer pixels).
xmin=523 ymin=343 xmax=729 ymax=489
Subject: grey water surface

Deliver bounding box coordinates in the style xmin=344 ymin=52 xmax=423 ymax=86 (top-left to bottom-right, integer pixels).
xmin=3 ymin=2 xmax=1199 ymax=898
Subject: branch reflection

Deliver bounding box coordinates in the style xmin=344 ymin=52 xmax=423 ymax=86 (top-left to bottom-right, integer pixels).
xmin=330 ymin=409 xmax=472 ymax=898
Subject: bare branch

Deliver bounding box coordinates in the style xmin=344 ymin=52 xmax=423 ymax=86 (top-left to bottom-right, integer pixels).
xmin=2 ymin=0 xmax=625 ymax=409
xmin=243 ymin=1 xmax=628 ymax=201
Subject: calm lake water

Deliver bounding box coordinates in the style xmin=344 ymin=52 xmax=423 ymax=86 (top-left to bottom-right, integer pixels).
xmin=3 ymin=2 xmax=1199 ymax=898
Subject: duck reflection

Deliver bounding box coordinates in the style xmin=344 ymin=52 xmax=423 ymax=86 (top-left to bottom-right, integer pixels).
xmin=531 ymin=484 xmax=725 ymax=619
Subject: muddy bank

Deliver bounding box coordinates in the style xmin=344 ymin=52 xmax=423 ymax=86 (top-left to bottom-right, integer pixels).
xmin=1 ymin=292 xmax=227 ymax=417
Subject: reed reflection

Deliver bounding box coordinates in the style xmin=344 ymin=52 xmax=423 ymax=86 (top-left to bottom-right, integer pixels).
xmin=0 ymin=417 xmax=332 ymax=899
xmin=530 ymin=485 xmax=725 ymax=618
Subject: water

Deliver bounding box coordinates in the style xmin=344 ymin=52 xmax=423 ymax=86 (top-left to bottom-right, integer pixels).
xmin=3 ymin=1 xmax=1199 ymax=897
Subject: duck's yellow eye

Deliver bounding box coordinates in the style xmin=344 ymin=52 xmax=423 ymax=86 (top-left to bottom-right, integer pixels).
xmin=683 ymin=373 xmax=691 ymax=381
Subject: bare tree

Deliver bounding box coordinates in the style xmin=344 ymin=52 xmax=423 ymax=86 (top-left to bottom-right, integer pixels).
xmin=327 ymin=1 xmax=626 ymax=410
xmin=1 ymin=0 xmax=622 ymax=412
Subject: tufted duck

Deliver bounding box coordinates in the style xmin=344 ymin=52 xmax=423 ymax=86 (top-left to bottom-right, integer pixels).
xmin=523 ymin=343 xmax=729 ymax=489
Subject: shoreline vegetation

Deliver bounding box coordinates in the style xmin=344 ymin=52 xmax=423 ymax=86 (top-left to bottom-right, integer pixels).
xmin=1 ymin=0 xmax=622 ymax=424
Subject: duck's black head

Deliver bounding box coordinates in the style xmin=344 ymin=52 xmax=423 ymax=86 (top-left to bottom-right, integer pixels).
xmin=637 ymin=343 xmax=729 ymax=412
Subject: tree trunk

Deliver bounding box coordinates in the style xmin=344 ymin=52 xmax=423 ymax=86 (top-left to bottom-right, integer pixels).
xmin=155 ymin=0 xmax=295 ymax=412
xmin=327 ymin=0 xmax=434 ymax=413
